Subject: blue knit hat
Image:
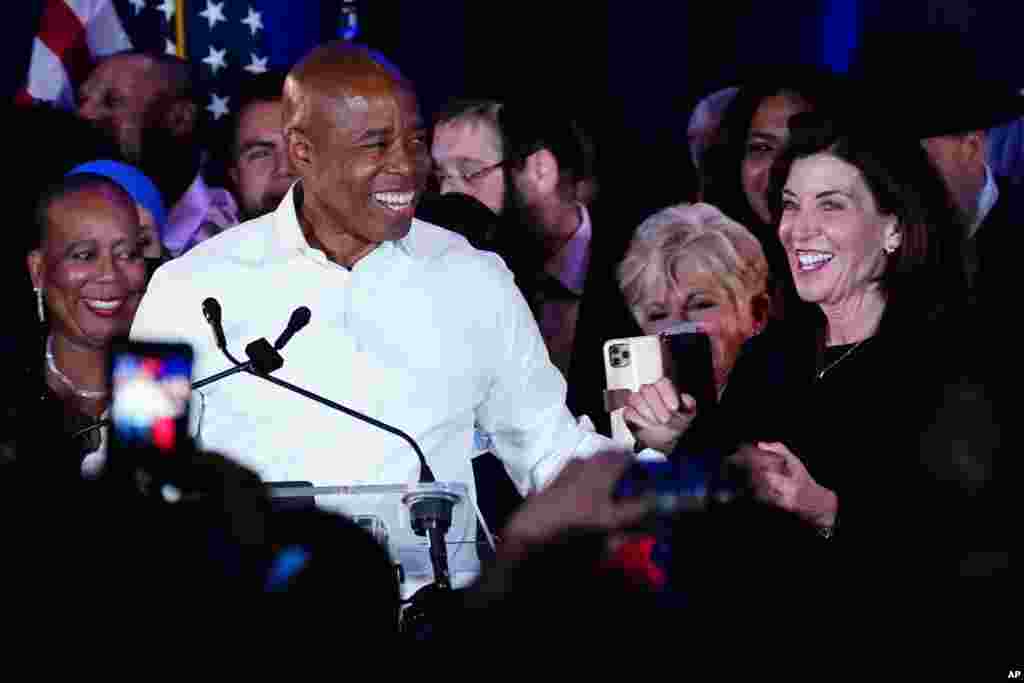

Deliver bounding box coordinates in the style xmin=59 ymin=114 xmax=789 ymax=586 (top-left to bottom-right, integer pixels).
xmin=67 ymin=160 xmax=168 ymax=234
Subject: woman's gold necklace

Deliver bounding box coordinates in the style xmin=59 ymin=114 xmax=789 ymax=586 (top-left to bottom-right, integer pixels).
xmin=816 ymin=337 xmax=872 ymax=381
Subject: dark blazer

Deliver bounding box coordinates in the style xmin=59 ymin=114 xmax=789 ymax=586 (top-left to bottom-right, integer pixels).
xmin=488 ymin=197 xmax=642 ymax=436
xmin=972 ymin=175 xmax=1024 ymax=311
xmin=671 ymin=309 xmax=976 ymax=549
xmin=563 ymin=200 xmax=644 ymax=437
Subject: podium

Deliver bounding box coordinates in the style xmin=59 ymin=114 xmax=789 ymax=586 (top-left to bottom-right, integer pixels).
xmin=267 ymin=481 xmax=482 ymax=600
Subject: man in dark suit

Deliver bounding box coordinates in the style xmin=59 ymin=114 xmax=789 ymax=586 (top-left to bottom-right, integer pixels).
xmin=853 ymin=29 xmax=1024 ymax=304
xmin=918 ymin=97 xmax=1024 ymax=299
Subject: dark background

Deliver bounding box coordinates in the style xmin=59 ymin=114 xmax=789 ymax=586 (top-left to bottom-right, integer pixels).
xmin=5 ymin=0 xmax=1023 ymax=207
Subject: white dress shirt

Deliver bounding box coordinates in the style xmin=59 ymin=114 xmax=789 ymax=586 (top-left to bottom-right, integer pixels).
xmin=969 ymin=163 xmax=999 ymax=239
xmin=132 ymin=184 xmax=618 ymax=498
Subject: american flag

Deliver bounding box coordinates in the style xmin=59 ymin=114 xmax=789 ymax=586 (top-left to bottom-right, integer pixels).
xmin=18 ymin=1 xmax=354 ymax=121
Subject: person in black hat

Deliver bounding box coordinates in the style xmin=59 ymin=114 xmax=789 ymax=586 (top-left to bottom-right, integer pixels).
xmin=918 ymin=90 xmax=1024 ymax=293
xmin=852 ymin=29 xmax=1024 ymax=301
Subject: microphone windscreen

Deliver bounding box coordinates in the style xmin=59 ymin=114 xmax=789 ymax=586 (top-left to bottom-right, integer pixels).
xmin=292 ymin=306 xmax=311 ymax=329
xmin=202 ymin=297 xmax=222 ymax=323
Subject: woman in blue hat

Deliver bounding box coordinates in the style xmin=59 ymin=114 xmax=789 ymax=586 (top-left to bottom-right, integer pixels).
xmin=68 ymin=159 xmax=169 ymax=264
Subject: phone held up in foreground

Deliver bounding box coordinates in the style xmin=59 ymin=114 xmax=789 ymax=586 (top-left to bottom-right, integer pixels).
xmin=107 ymin=339 xmax=194 ymax=480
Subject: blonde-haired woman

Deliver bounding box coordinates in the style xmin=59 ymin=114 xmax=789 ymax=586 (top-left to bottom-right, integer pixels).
xmin=616 ymin=202 xmax=772 ymax=453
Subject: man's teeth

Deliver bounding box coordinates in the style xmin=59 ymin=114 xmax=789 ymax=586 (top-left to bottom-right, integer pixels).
xmin=373 ymin=191 xmax=415 ymax=210
xmin=84 ymin=299 xmax=122 ymax=310
xmin=797 ymin=251 xmax=833 ymax=270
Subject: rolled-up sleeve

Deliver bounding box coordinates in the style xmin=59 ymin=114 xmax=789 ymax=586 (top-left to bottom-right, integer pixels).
xmin=474 ymin=254 xmax=626 ymax=495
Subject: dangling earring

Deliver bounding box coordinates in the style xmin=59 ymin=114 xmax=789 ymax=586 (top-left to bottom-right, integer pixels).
xmin=35 ymin=287 xmax=45 ymax=323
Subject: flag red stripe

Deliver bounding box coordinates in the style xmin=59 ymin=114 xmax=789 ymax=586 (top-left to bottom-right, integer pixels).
xmin=35 ymin=0 xmax=94 ymax=95
xmin=14 ymin=88 xmax=36 ymax=107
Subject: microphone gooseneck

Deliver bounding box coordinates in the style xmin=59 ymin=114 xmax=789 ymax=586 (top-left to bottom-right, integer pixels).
xmin=208 ymin=303 xmax=436 ymax=484
xmin=75 ymin=302 xmax=438 ymax=485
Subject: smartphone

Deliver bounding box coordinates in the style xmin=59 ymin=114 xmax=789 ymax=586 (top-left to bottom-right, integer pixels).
xmin=661 ymin=322 xmax=717 ymax=414
xmin=602 ymin=322 xmax=715 ymax=447
xmin=603 ymin=334 xmax=666 ymax=446
xmin=613 ymin=450 xmax=747 ymax=531
xmin=108 ymin=339 xmax=194 ymax=469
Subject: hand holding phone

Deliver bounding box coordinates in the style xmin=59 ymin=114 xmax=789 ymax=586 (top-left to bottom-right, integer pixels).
xmin=621 ymin=378 xmax=698 ymax=454
xmin=603 ymin=322 xmax=715 ymax=452
xmin=108 ymin=340 xmax=194 ymax=476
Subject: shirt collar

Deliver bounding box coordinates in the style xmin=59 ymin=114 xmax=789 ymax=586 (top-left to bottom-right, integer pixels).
xmin=543 ymin=203 xmax=592 ymax=296
xmin=970 ymin=164 xmax=999 ymax=238
xmin=267 ymin=181 xmax=420 ymax=266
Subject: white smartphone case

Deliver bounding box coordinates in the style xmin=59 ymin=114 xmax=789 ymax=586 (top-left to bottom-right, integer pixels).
xmin=602 ymin=335 xmax=666 ymax=448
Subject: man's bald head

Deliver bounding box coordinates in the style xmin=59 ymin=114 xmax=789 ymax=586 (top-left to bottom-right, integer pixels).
xmin=279 ymin=41 xmax=429 ymax=268
xmin=78 ymin=50 xmax=197 ymax=162
xmin=283 ymin=41 xmax=411 ymax=144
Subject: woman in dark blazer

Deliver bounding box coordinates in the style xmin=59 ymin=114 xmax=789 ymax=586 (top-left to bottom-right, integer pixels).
xmin=692 ymin=111 xmax=970 ymax=547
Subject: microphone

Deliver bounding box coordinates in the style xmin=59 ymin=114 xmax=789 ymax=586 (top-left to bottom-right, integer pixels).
xmin=68 ymin=303 xmax=291 ymax=443
xmin=207 ymin=302 xmax=436 ymax=484
xmin=67 ymin=342 xmax=285 ymax=442
xmin=76 ymin=302 xmax=440 ymax=485
xmin=202 ymin=297 xmax=228 ymax=351
xmin=274 ymin=306 xmax=311 ymax=351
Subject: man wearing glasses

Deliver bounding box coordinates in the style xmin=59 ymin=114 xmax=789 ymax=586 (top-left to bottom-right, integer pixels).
xmin=431 ymin=100 xmax=595 ymax=382
xmin=430 ymin=100 xmax=618 ymax=536
xmin=430 ymin=99 xmax=509 ymax=216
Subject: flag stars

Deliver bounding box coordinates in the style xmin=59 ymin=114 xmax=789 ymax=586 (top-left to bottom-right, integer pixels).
xmin=199 ymin=1 xmax=227 ymax=30
xmin=207 ymin=93 xmax=230 ymax=120
xmin=244 ymin=53 xmax=268 ymax=75
xmin=155 ymin=0 xmax=175 ymax=23
xmin=128 ymin=0 xmax=145 ymax=15
xmin=165 ymin=38 xmax=177 ymax=56
xmin=241 ymin=7 xmax=264 ymax=37
xmin=202 ymin=45 xmax=228 ymax=75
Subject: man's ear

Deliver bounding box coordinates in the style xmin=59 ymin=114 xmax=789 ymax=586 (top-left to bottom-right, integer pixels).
xmin=228 ymin=164 xmax=239 ymax=188
xmin=750 ymin=292 xmax=772 ymax=335
xmin=286 ymin=128 xmax=314 ymax=175
xmin=165 ymin=98 xmax=197 ymax=138
xmin=884 ymin=217 xmax=903 ymax=253
xmin=27 ymin=250 xmax=44 ymax=290
xmin=962 ymin=130 xmax=987 ymax=165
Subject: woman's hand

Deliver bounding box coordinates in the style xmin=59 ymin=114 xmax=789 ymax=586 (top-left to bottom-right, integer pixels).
xmin=622 ymin=377 xmax=697 ymax=454
xmin=729 ymin=441 xmax=838 ymax=528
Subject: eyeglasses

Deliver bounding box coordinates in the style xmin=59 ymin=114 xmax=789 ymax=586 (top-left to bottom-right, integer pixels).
xmin=432 ymin=160 xmax=506 ymax=187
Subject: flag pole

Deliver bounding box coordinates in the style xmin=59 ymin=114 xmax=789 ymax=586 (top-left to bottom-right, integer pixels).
xmin=176 ymin=0 xmax=187 ymax=59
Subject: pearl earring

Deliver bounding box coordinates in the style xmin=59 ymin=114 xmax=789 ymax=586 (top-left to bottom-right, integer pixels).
xmin=35 ymin=287 xmax=45 ymax=323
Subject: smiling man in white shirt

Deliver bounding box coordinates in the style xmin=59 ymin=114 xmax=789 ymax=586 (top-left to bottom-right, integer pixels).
xmin=132 ymin=41 xmax=620 ymax=535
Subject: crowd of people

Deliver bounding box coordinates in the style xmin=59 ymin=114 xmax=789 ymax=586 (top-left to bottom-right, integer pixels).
xmin=0 ymin=26 xmax=1014 ymax=640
